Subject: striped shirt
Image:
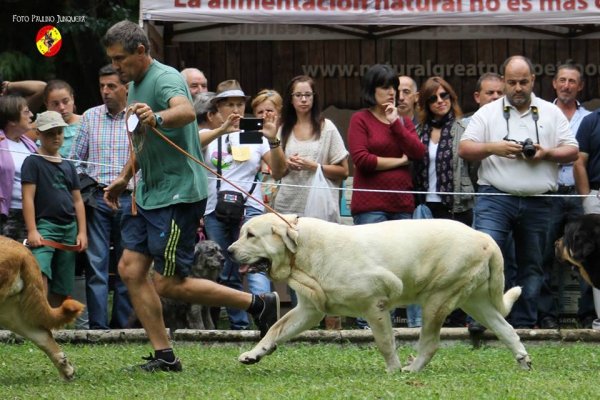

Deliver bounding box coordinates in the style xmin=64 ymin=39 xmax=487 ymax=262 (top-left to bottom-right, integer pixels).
xmin=69 ymin=104 xmax=134 ymax=190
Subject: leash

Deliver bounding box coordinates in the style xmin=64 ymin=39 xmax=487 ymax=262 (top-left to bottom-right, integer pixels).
xmin=125 ymin=108 xmax=296 ymax=229
xmin=23 ymin=238 xmax=82 ymax=252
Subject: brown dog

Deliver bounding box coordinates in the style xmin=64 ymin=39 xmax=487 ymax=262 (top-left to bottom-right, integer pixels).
xmin=557 ymin=213 xmax=600 ymax=289
xmin=0 ymin=236 xmax=84 ymax=381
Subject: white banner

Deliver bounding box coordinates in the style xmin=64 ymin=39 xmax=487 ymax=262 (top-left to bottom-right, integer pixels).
xmin=141 ymin=0 xmax=600 ymax=26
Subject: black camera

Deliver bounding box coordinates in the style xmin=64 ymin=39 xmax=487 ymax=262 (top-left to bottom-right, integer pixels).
xmin=504 ymin=138 xmax=537 ymax=159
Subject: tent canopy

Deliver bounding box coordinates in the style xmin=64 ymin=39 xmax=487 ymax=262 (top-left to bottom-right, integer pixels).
xmin=141 ymin=0 xmax=600 ymax=40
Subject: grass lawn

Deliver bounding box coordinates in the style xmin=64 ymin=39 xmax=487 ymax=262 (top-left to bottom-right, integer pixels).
xmin=0 ymin=341 xmax=597 ymax=399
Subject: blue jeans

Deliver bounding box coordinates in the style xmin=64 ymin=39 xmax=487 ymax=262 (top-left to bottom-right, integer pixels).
xmin=537 ymin=193 xmax=595 ymax=321
xmin=204 ymin=206 xmax=271 ymax=330
xmin=352 ymin=211 xmax=421 ymax=328
xmin=85 ymin=191 xmax=133 ymax=329
xmin=473 ymin=186 xmax=551 ymax=327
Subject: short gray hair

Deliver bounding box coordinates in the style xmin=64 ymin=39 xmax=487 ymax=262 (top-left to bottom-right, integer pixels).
xmin=102 ymin=20 xmax=150 ymax=55
xmin=194 ymin=92 xmax=217 ymax=124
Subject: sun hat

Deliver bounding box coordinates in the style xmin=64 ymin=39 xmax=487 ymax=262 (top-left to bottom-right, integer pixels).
xmin=211 ymin=80 xmax=250 ymax=104
xmin=36 ymin=111 xmax=68 ymax=132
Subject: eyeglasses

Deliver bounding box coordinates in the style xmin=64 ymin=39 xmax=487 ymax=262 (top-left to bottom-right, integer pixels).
xmin=22 ymin=108 xmax=32 ymax=115
xmin=292 ymin=92 xmax=314 ymax=100
xmin=427 ymin=92 xmax=450 ymax=104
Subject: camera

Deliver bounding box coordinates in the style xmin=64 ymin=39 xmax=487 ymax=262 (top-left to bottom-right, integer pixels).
xmin=504 ymin=138 xmax=537 ymax=159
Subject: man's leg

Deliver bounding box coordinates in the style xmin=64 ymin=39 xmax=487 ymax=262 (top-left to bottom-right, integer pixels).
xmin=118 ymin=249 xmax=167 ymax=348
xmin=511 ymin=196 xmax=552 ymax=328
xmin=109 ymin=194 xmax=133 ymax=329
xmin=85 ymin=195 xmax=113 ymax=329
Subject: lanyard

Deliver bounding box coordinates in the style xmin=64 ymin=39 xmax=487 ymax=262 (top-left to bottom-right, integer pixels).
xmin=502 ymin=98 xmax=540 ymax=144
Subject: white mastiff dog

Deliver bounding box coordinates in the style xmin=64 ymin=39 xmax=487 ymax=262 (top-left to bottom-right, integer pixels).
xmin=228 ymin=214 xmax=531 ymax=372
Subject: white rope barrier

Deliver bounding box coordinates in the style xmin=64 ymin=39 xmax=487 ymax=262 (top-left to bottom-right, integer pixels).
xmin=2 ymin=146 xmax=598 ymax=199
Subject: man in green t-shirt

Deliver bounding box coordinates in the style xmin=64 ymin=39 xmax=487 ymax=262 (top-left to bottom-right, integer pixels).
xmin=101 ymin=20 xmax=279 ymax=372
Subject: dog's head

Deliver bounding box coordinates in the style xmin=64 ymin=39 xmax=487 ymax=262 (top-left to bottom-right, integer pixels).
xmin=557 ymin=214 xmax=600 ymax=288
xmin=191 ymin=240 xmax=225 ymax=279
xmin=228 ymin=213 xmax=299 ymax=282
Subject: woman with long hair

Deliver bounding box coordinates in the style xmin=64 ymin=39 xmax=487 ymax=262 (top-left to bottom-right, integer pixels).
xmin=413 ymin=76 xmax=475 ymax=226
xmin=43 ymin=80 xmax=80 ymax=157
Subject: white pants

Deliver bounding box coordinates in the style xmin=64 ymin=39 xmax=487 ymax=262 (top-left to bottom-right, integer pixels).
xmin=583 ymin=190 xmax=600 ymax=328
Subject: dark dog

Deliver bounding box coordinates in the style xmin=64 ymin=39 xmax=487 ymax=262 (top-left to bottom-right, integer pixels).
xmin=557 ymin=213 xmax=600 ymax=289
xmin=127 ymin=240 xmax=224 ymax=331
xmin=0 ymin=236 xmax=84 ymax=381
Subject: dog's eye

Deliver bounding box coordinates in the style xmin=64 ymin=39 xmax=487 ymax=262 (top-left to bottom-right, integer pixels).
xmin=247 ymin=232 xmax=255 ymax=239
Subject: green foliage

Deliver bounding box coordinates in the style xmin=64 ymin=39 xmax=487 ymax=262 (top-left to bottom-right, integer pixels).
xmin=0 ymin=342 xmax=597 ymax=399
xmin=0 ymin=51 xmax=34 ymax=81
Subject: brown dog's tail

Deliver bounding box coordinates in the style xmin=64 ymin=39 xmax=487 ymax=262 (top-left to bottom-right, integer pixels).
xmin=19 ymin=249 xmax=84 ymax=330
xmin=488 ymin=240 xmax=521 ymax=317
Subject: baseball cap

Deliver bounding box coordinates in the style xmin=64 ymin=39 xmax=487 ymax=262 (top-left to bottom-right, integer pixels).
xmin=36 ymin=111 xmax=68 ymax=132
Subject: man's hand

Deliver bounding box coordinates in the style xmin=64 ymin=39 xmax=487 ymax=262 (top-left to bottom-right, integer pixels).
xmin=487 ymin=141 xmax=523 ymax=159
xmin=103 ymin=177 xmax=128 ymax=211
xmin=131 ymin=103 xmax=156 ymax=128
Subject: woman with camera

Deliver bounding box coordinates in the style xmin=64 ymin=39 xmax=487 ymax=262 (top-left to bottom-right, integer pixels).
xmin=196 ymin=82 xmax=286 ymax=331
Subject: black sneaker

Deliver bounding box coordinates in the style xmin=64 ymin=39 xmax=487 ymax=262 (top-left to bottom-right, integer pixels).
xmin=252 ymin=292 xmax=280 ymax=338
xmin=128 ymin=353 xmax=183 ymax=372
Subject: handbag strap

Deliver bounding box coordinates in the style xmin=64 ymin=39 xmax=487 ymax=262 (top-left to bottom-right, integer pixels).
xmin=216 ymin=136 xmax=259 ymax=202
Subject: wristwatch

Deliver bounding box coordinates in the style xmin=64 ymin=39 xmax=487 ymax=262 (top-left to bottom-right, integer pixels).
xmin=269 ymin=138 xmax=281 ymax=149
xmin=154 ymin=113 xmax=163 ymax=127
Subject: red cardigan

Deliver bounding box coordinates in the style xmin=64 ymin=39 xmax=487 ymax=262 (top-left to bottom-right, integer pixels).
xmin=348 ymin=110 xmax=426 ymax=215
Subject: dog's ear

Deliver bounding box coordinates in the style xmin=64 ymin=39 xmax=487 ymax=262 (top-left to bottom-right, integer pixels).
xmin=272 ymin=225 xmax=299 ymax=254
xmin=571 ymin=231 xmax=596 ymax=262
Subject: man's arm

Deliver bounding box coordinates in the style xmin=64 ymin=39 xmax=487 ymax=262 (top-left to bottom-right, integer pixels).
xmin=536 ymin=145 xmax=579 ymax=164
xmin=574 ymin=152 xmax=590 ymax=201
xmin=458 ymin=140 xmax=523 ymax=162
xmin=131 ymin=96 xmax=195 ymax=129
xmin=104 ymin=158 xmax=139 ymax=211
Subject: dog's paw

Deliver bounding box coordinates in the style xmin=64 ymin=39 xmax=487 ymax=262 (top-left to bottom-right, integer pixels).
xmin=517 ymin=354 xmax=532 ymax=371
xmin=405 ymin=354 xmax=415 ymax=366
xmin=58 ymin=354 xmax=75 ymax=382
xmin=238 ymin=351 xmax=262 ymax=365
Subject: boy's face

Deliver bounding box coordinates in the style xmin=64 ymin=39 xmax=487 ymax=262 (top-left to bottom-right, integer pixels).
xmin=38 ymin=127 xmax=64 ymax=154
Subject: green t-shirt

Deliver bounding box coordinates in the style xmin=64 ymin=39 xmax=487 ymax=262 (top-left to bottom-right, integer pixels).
xmin=127 ymin=60 xmax=208 ymax=209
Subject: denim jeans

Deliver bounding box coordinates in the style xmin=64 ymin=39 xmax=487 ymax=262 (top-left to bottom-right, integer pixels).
xmin=352 ymin=211 xmax=421 ymax=328
xmin=473 ymin=186 xmax=551 ymax=327
xmin=537 ymin=193 xmax=595 ymax=321
xmin=85 ymin=191 xmax=133 ymax=329
xmin=204 ymin=206 xmax=271 ymax=330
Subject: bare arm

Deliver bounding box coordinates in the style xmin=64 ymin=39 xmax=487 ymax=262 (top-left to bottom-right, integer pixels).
xmin=199 ymin=114 xmax=241 ymax=150
xmin=574 ymin=152 xmax=590 ymax=201
xmin=22 ymin=183 xmax=43 ymax=247
xmin=131 ymin=96 xmax=196 ymax=129
xmin=458 ymin=140 xmax=523 ymax=162
xmin=72 ymin=189 xmax=88 ymax=251
xmin=2 ymin=80 xmax=47 ymax=112
xmin=375 ymin=155 xmax=409 ymax=171
xmin=104 ymin=158 xmax=138 ymax=211
xmin=535 ymin=144 xmax=579 ymax=164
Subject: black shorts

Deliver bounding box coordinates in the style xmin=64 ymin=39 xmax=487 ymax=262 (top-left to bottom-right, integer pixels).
xmin=120 ymin=199 xmax=206 ymax=277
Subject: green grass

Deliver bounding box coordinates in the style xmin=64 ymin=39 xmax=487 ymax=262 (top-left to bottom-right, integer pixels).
xmin=0 ymin=341 xmax=597 ymax=399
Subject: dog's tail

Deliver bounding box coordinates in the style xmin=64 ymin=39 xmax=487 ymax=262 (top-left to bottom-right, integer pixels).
xmin=20 ymin=249 xmax=84 ymax=330
xmin=488 ymin=240 xmax=521 ymax=317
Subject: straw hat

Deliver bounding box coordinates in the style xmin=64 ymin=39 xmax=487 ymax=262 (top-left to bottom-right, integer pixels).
xmin=211 ymin=80 xmax=250 ymax=104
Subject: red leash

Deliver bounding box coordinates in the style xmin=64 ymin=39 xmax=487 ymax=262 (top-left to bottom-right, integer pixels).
xmin=23 ymin=239 xmax=82 ymax=252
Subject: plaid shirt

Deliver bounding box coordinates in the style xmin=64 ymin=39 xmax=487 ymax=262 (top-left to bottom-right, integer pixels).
xmin=69 ymin=104 xmax=135 ymax=190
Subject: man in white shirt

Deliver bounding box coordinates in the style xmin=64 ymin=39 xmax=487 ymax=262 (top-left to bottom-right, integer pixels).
xmin=459 ymin=56 xmax=579 ymax=328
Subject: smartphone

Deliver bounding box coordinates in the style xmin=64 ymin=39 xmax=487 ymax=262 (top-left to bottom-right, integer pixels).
xmin=239 ymin=118 xmax=264 ymax=144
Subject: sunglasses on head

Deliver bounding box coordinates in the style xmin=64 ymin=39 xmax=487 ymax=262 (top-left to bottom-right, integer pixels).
xmin=427 ymin=92 xmax=450 ymax=104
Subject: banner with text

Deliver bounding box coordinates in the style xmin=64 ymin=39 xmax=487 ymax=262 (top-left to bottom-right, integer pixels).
xmin=142 ymin=0 xmax=600 ymax=25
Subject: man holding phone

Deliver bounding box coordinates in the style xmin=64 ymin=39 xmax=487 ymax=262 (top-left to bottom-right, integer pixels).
xmin=199 ymin=80 xmax=286 ymax=331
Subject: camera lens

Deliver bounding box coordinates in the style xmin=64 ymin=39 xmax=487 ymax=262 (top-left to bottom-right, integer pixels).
xmin=522 ymin=139 xmax=536 ymax=158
